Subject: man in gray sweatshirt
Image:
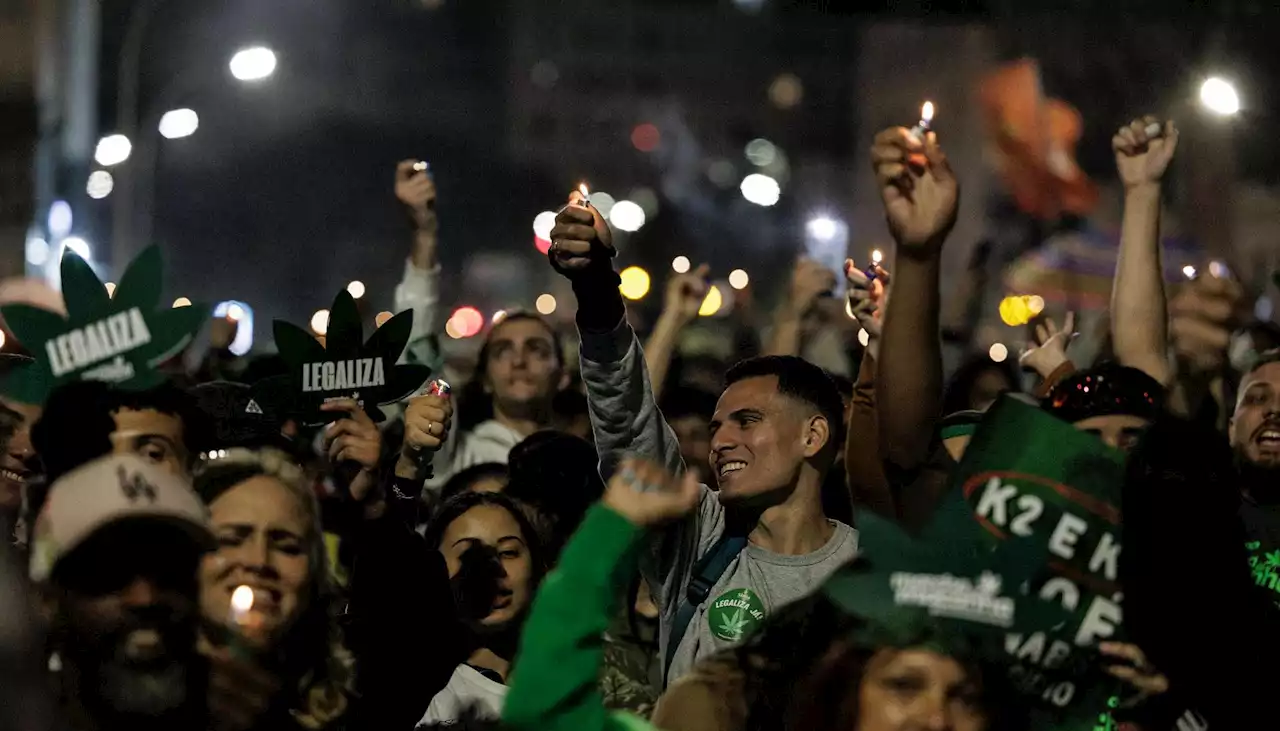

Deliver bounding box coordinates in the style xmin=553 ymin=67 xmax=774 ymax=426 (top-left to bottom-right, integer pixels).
xmin=546 ymin=190 xmax=858 ymax=686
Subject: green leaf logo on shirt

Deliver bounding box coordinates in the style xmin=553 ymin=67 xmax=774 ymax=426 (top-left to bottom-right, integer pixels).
xmin=254 ymin=288 xmax=431 ymax=425
xmin=708 ymin=587 xmax=766 ymax=643
xmin=0 ymin=246 xmax=205 ymax=402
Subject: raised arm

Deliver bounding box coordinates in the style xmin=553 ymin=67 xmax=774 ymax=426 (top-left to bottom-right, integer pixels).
xmin=869 ymin=127 xmax=959 ymax=470
xmin=504 ymin=460 xmax=699 ymax=731
xmin=645 ymin=265 xmax=709 ymax=403
xmin=1110 ymin=117 xmax=1179 ymax=385
xmin=392 ymin=160 xmax=443 ymax=368
xmin=844 ymin=260 xmax=896 ymax=519
xmin=549 ymin=191 xmax=684 ymax=480
xmin=764 ymin=259 xmax=836 ymax=357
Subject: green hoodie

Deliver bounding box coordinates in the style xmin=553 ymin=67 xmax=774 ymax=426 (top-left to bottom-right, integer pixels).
xmin=503 ymin=503 xmax=659 ymax=731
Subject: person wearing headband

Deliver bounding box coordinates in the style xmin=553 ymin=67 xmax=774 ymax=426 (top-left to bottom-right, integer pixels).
xmin=1041 ymin=362 xmax=1164 ymax=452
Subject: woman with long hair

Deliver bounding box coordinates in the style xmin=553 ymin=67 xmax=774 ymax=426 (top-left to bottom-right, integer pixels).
xmin=418 ymin=490 xmax=549 ymax=726
xmin=194 ymin=448 xmax=355 ymax=731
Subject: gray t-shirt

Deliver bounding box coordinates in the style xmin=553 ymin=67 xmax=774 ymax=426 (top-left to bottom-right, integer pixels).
xmin=578 ymin=322 xmax=858 ymax=686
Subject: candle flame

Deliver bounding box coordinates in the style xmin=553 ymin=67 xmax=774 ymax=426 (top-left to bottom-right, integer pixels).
xmin=578 ymin=182 xmax=590 ymax=198
xmin=920 ymin=101 xmax=935 ymax=124
xmin=871 ymin=249 xmax=883 ymax=264
xmin=231 ymin=585 xmax=255 ymax=613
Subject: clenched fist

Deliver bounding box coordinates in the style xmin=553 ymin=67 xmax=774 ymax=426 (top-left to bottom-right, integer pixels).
xmin=396 ymin=394 xmax=453 ymax=479
xmin=395 ymin=160 xmax=438 ymax=233
xmin=548 ymin=190 xmax=615 ymax=276
xmin=1113 ymin=117 xmax=1178 ymax=190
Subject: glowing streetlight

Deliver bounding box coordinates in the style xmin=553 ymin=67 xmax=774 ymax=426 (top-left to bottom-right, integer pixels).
xmin=87 ymin=171 xmax=114 ymax=199
xmin=158 ymin=108 xmax=199 ymax=139
xmin=310 ymin=309 xmax=330 ymax=335
xmin=94 ymin=134 xmax=132 ymax=166
xmin=347 ymin=280 xmax=366 ymax=299
xmin=229 ymin=47 xmax=277 ymax=82
xmin=535 ymin=294 xmax=557 ymax=315
xmin=672 ymin=256 xmax=691 ymax=273
xmin=728 ymin=269 xmax=750 ymax=290
xmin=1199 ymin=77 xmax=1240 ymax=116
xmin=740 ymin=173 xmax=780 ymax=206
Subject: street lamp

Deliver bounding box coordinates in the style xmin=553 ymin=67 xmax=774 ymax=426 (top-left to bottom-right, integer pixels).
xmin=1199 ymin=77 xmax=1240 ymax=116
xmin=158 ymin=108 xmax=199 ymax=139
xmin=229 ymin=47 xmax=277 ymax=82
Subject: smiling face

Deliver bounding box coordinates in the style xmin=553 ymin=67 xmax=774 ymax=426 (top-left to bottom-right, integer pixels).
xmin=709 ymin=375 xmax=826 ymax=505
xmin=0 ymin=396 xmax=41 ymax=513
xmin=857 ymin=648 xmax=987 ymax=731
xmin=437 ymin=503 xmax=533 ymax=628
xmin=111 ymin=408 xmax=188 ymax=478
xmin=1232 ymin=361 xmax=1280 ymax=469
xmin=199 ymin=475 xmax=313 ymax=648
xmin=483 ymin=318 xmax=563 ymax=416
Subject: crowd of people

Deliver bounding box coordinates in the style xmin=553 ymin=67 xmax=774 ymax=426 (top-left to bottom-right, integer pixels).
xmin=0 ymin=111 xmax=1276 ymax=731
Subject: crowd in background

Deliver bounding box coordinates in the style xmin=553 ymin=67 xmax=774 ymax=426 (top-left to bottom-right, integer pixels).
xmin=0 ymin=110 xmax=1277 ymax=731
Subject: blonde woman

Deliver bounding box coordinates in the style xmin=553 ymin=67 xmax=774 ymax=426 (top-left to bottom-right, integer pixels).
xmin=194 ymin=447 xmax=355 ymax=731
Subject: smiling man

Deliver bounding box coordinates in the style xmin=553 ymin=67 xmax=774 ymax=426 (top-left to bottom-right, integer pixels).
xmin=547 ymin=191 xmax=857 ymax=686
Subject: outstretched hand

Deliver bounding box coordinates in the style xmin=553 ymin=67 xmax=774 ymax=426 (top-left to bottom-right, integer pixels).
xmin=603 ymin=458 xmax=701 ymax=529
xmin=845 ymin=259 xmax=890 ymax=359
xmin=869 ymin=128 xmax=959 ymax=257
xmin=1020 ymin=312 xmax=1076 ymax=380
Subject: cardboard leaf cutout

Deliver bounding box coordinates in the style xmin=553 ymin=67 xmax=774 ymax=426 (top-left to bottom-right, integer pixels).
xmin=0 ymin=247 xmax=206 ymax=401
xmin=265 ymin=290 xmax=430 ymax=425
xmin=934 ymin=396 xmax=1128 ymax=730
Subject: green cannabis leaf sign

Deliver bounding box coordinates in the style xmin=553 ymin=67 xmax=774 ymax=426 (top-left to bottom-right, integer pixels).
xmin=0 ymin=246 xmax=205 ymax=402
xmin=259 ymin=289 xmax=430 ymax=425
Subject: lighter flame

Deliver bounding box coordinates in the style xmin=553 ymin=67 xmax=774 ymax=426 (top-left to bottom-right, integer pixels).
xmin=578 ymin=182 xmax=590 ymax=198
xmin=871 ymin=249 xmax=883 ymax=264
xmin=920 ymin=101 xmax=935 ymax=124
xmin=231 ymin=585 xmax=255 ymax=614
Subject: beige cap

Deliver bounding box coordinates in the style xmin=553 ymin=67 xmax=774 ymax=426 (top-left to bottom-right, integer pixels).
xmin=29 ymin=454 xmax=214 ymax=582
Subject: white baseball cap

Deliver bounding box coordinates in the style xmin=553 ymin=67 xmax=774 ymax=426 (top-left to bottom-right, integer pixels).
xmin=29 ymin=454 xmax=215 ymax=582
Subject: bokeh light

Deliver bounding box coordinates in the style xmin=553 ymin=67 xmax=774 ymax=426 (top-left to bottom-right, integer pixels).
xmin=740 ymin=174 xmax=780 ymax=206
xmin=105 ymin=282 xmax=117 ymax=298
xmin=1199 ymin=77 xmax=1240 ymax=116
xmin=699 ymin=285 xmax=723 ymax=317
xmin=347 ymin=280 xmax=366 ymax=299
xmin=94 ymin=135 xmax=132 ymax=166
xmin=631 ymin=123 xmax=660 ymax=152
xmin=227 ymin=303 xmax=246 ymax=321
xmin=744 ymin=138 xmax=777 ymax=167
xmin=729 ymin=269 xmax=750 ymax=290
xmin=158 ymin=108 xmax=199 ymax=139
xmin=307 ymin=309 xmax=327 ymax=334
xmin=1182 ymin=265 xmax=1197 ymax=279
xmin=619 ymin=266 xmax=651 ymax=300
xmin=533 ymin=211 xmax=556 ymax=240
xmin=989 ymin=343 xmax=1009 ymax=362
xmin=229 ymin=46 xmax=277 ymax=82
xmin=63 ymin=236 xmax=91 ymax=260
xmin=25 ymin=237 xmax=49 ymax=266
xmin=535 ymin=294 xmax=557 ymax=315
xmin=492 ymin=310 xmax=508 ymax=324
xmin=768 ymin=73 xmax=804 ymax=109
xmin=1027 ymin=295 xmax=1045 ymax=316
xmin=998 ymin=296 xmax=1032 ymax=327
xmin=87 ymin=170 xmax=114 ymax=199
xmin=448 ymin=306 xmax=484 ymax=338
xmin=611 ymin=201 xmax=646 ymax=232
xmin=672 ymin=256 xmax=691 ymax=273
xmin=173 ymin=297 xmax=193 ymax=309
xmin=375 ymin=311 xmax=393 ymax=327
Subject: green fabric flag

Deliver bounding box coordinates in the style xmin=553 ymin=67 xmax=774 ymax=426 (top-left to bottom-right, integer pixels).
xmin=0 ymin=246 xmax=205 ymax=403
xmin=936 ymin=396 xmax=1128 ymax=730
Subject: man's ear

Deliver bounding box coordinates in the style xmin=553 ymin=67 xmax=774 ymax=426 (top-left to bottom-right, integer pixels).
xmin=802 ymin=414 xmax=830 ymax=459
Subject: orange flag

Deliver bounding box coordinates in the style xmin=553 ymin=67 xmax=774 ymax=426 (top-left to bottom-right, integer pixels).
xmin=979 ymin=59 xmax=1097 ymax=220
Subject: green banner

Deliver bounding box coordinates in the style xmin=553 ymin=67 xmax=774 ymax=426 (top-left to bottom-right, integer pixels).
xmin=937 ymin=396 xmax=1128 ymax=729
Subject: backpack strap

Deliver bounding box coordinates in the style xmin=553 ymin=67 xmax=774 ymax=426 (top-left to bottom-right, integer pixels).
xmin=663 ymin=534 xmax=748 ymax=683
